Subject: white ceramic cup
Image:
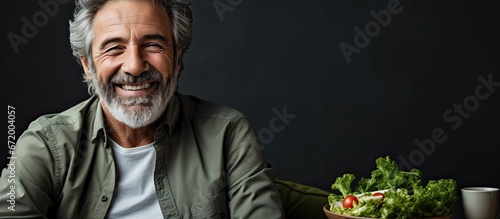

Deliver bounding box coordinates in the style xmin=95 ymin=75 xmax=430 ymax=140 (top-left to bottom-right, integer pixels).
xmin=461 ymin=187 xmax=500 ymax=219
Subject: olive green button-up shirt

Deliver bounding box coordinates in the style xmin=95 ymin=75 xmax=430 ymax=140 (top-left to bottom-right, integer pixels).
xmin=0 ymin=93 xmax=285 ymax=219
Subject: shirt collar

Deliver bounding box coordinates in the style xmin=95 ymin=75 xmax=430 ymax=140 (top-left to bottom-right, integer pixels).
xmin=155 ymin=92 xmax=180 ymax=137
xmin=91 ymin=97 xmax=106 ymax=143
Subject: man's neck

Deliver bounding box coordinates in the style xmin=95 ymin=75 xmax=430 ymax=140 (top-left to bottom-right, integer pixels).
xmin=101 ymin=102 xmax=158 ymax=148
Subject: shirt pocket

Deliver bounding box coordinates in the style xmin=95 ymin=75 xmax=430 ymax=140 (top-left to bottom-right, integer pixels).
xmin=189 ymin=192 xmax=229 ymax=219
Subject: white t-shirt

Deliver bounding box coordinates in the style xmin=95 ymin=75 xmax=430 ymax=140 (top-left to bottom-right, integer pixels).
xmin=106 ymin=138 xmax=163 ymax=219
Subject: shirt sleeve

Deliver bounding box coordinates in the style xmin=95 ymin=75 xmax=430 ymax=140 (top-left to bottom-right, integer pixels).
xmin=0 ymin=121 xmax=55 ymax=218
xmin=224 ymin=116 xmax=285 ymax=219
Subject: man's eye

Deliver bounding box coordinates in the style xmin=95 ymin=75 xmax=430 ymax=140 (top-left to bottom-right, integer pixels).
xmin=105 ymin=46 xmax=123 ymax=54
xmin=144 ymin=43 xmax=164 ymax=51
xmin=146 ymin=43 xmax=161 ymax=47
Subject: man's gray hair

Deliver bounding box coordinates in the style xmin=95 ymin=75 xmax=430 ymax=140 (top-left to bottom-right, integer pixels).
xmin=69 ymin=0 xmax=193 ymax=69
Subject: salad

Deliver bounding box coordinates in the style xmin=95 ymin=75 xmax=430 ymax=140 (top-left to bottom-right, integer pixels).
xmin=328 ymin=156 xmax=457 ymax=218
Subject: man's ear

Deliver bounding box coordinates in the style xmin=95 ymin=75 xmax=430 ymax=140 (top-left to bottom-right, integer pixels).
xmin=80 ymin=56 xmax=93 ymax=80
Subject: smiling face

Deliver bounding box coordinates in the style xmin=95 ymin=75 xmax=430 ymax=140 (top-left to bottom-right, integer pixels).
xmin=81 ymin=0 xmax=181 ymax=128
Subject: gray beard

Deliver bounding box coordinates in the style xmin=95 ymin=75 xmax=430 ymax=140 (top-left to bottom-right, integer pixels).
xmin=89 ymin=63 xmax=178 ymax=129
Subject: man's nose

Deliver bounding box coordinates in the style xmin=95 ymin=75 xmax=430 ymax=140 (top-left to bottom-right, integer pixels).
xmin=121 ymin=46 xmax=149 ymax=76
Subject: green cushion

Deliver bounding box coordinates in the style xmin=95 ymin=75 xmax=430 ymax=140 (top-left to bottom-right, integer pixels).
xmin=276 ymin=179 xmax=330 ymax=219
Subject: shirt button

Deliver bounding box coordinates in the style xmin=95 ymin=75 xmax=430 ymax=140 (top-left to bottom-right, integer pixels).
xmin=219 ymin=212 xmax=226 ymax=218
xmin=101 ymin=196 xmax=108 ymax=202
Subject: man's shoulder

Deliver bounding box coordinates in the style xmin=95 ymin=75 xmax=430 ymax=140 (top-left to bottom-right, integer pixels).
xmin=28 ymin=96 xmax=98 ymax=131
xmin=178 ymin=93 xmax=246 ymax=121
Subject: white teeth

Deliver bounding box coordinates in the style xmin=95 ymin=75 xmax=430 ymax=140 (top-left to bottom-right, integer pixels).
xmin=121 ymin=83 xmax=151 ymax=91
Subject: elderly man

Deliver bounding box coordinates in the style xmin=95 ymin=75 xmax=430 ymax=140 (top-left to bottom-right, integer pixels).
xmin=0 ymin=0 xmax=285 ymax=218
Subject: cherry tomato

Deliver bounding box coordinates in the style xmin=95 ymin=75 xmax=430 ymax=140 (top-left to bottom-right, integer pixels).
xmin=342 ymin=195 xmax=359 ymax=208
xmin=373 ymin=192 xmax=385 ymax=208
xmin=372 ymin=192 xmax=385 ymax=200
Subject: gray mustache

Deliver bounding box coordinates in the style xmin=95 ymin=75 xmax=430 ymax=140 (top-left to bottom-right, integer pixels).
xmin=110 ymin=70 xmax=163 ymax=85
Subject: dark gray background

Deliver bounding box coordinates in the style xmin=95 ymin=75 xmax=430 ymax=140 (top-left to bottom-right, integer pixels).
xmin=2 ymin=0 xmax=500 ymax=218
